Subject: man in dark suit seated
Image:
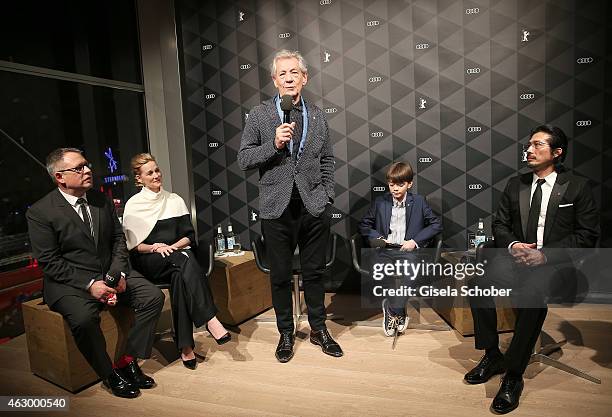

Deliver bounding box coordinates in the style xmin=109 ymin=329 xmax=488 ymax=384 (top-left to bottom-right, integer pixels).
xmin=359 ymin=161 xmax=443 ymax=336
xmin=465 ymin=125 xmax=600 ymax=414
xmin=26 ymin=148 xmax=164 ymax=398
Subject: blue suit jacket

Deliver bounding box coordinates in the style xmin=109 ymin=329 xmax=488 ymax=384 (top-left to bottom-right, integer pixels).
xmin=359 ymin=192 xmax=443 ymax=247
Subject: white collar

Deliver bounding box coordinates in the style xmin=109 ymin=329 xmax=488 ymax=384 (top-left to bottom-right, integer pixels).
xmin=532 ymin=170 xmax=557 ymax=187
xmin=393 ymin=193 xmax=407 ymax=207
xmin=58 ymin=188 xmax=87 ymax=207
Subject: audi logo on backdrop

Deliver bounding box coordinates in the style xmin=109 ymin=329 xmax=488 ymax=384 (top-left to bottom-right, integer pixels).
xmin=520 ymin=93 xmax=535 ymax=100
xmin=331 ymin=213 xmax=342 ymax=219
xmin=240 ymin=64 xmax=251 ymax=70
xmin=208 ymin=142 xmax=219 ymax=148
xmin=202 ymin=44 xmax=213 ymax=50
xmin=373 ymin=187 xmax=386 ymax=192
xmin=415 ymin=43 xmax=430 ymax=50
xmin=211 ymin=190 xmax=222 ymax=196
xmin=465 ymin=7 xmax=480 ymax=14
xmin=278 ymin=33 xmax=291 ymax=39
xmin=467 ymin=126 xmax=482 ymax=133
xmin=368 ymin=76 xmax=382 ymax=83
xmin=324 ymin=107 xmax=338 ymax=114
xmin=576 ymin=120 xmax=592 ymax=127
xmin=419 ymin=157 xmax=433 ymax=163
xmin=576 ymin=57 xmax=593 ymax=64
xmin=466 ymin=67 xmax=481 ymax=74
xmin=468 ymin=184 xmax=483 ymax=190
xmin=371 ymin=132 xmax=383 ymax=138
xmin=320 ymin=0 xmax=332 ymax=5
xmin=366 ymin=20 xmax=380 ymax=27
xmin=205 ymin=93 xmax=216 ymax=100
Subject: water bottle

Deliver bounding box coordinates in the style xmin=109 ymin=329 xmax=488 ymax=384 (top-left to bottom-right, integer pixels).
xmin=226 ymin=223 xmax=236 ymax=250
xmin=215 ymin=224 xmax=226 ymax=253
xmin=474 ymin=218 xmax=486 ymax=249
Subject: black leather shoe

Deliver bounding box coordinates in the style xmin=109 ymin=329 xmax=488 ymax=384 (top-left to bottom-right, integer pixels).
xmin=123 ymin=360 xmax=156 ymax=389
xmin=206 ymin=325 xmax=232 ymax=345
xmin=103 ymin=369 xmax=140 ymax=398
xmin=310 ymin=329 xmax=343 ymax=357
xmin=275 ymin=332 xmax=295 ymax=363
xmin=491 ymin=375 xmax=524 ymax=414
xmin=464 ymin=353 xmax=506 ymax=384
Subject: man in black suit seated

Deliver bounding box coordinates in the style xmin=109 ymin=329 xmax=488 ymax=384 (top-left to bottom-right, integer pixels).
xmin=465 ymin=125 xmax=599 ymax=414
xmin=26 ymin=148 xmax=164 ymax=398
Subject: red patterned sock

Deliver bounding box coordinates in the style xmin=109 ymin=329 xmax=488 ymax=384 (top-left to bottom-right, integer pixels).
xmin=113 ymin=354 xmax=134 ymax=369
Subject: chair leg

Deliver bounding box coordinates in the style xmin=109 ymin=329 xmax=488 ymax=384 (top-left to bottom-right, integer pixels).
xmin=528 ymin=334 xmax=601 ymax=384
xmin=256 ymin=274 xmax=343 ymax=334
xmin=529 ymin=353 xmax=601 ymax=384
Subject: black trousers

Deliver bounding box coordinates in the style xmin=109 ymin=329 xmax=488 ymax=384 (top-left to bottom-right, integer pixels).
xmin=469 ymin=253 xmax=560 ymax=376
xmin=51 ymin=275 xmax=164 ymax=379
xmin=262 ymin=198 xmax=330 ymax=333
xmin=132 ymin=249 xmax=218 ymax=350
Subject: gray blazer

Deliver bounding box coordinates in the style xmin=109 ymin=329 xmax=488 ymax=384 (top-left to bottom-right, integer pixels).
xmin=238 ymin=97 xmax=335 ymax=219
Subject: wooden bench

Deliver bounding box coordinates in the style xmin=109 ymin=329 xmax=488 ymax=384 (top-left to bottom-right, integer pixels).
xmin=22 ymin=298 xmax=134 ymax=392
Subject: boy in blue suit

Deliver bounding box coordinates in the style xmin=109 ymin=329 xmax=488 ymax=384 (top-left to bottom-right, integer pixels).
xmin=359 ymin=162 xmax=442 ymax=335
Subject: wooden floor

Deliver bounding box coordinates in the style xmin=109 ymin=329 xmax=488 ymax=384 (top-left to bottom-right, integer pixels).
xmin=1 ymin=294 xmax=611 ymax=417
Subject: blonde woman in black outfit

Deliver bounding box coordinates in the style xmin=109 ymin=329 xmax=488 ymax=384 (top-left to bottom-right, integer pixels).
xmin=123 ymin=153 xmax=230 ymax=370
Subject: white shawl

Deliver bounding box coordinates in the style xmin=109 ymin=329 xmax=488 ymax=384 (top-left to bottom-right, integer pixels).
xmin=123 ymin=187 xmax=190 ymax=250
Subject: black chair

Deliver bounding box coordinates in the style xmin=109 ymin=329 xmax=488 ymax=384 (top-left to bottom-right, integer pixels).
xmin=252 ymin=232 xmax=340 ymax=333
xmin=475 ymin=241 xmax=600 ymax=384
xmin=155 ymin=241 xmax=215 ymax=339
xmin=350 ymin=232 xmax=451 ymax=333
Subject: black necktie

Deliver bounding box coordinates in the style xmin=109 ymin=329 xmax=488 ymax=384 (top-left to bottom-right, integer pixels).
xmin=525 ymin=179 xmax=546 ymax=243
xmin=290 ymin=104 xmax=303 ymax=160
xmin=76 ymin=197 xmax=94 ymax=239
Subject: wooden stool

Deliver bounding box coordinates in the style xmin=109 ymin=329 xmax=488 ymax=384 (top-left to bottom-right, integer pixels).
xmin=209 ymin=251 xmax=273 ymax=326
xmin=22 ymin=298 xmax=133 ymax=392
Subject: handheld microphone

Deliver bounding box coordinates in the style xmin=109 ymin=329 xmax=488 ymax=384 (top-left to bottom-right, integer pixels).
xmin=102 ymin=272 xmax=121 ymax=306
xmin=280 ymin=94 xmax=293 ymax=124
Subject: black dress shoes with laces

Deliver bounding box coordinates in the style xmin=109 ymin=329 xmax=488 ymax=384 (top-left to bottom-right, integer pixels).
xmin=122 ymin=359 xmax=156 ymax=389
xmin=103 ymin=369 xmax=140 ymax=398
xmin=491 ymin=375 xmax=524 ymax=414
xmin=464 ymin=353 xmax=506 ymax=384
xmin=310 ymin=329 xmax=343 ymax=357
xmin=275 ymin=331 xmax=295 ymax=363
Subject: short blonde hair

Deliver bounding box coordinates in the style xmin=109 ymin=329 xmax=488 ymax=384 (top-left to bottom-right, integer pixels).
xmin=270 ymin=49 xmax=308 ymax=77
xmin=131 ymin=153 xmax=156 ymax=186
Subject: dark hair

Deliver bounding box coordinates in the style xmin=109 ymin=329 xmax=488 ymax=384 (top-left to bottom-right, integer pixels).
xmin=46 ymin=147 xmax=83 ymax=182
xmin=529 ymin=124 xmax=568 ymax=168
xmin=385 ymin=162 xmax=414 ymax=183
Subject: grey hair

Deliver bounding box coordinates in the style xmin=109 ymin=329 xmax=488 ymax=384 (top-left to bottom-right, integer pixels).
xmin=270 ymin=49 xmax=308 ymax=77
xmin=46 ymin=147 xmax=83 ymax=181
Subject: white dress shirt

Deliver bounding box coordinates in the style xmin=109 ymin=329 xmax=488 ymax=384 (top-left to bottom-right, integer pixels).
xmin=58 ymin=188 xmax=92 ymax=224
xmin=530 ymin=171 xmax=557 ymax=249
xmin=508 ymin=171 xmax=557 ymax=250
xmin=387 ymin=194 xmax=407 ymax=245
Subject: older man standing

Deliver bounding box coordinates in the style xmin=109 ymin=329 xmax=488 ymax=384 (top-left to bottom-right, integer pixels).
xmin=238 ymin=50 xmax=343 ymax=362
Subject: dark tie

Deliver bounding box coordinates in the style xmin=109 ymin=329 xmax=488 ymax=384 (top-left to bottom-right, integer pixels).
xmin=290 ymin=104 xmax=303 ymax=160
xmin=525 ymin=179 xmax=546 ymax=243
xmin=76 ymin=197 xmax=94 ymax=239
